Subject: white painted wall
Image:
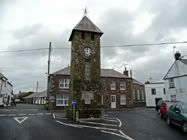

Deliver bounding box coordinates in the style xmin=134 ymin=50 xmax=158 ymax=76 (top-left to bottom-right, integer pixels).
xmin=0 ymin=79 xmax=13 ymax=107
xmin=164 ymin=60 xmax=187 ymax=103
xmin=145 ymin=83 xmax=166 ymax=107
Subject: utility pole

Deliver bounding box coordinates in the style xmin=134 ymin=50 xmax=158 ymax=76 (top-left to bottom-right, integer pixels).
xmin=36 ymin=81 xmax=39 ymax=93
xmin=47 ymin=42 xmax=52 ymax=109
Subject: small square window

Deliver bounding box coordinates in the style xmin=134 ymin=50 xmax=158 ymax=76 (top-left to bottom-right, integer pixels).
xmin=151 ymin=88 xmax=156 ymax=95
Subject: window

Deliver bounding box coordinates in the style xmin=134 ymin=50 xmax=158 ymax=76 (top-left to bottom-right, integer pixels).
xmin=59 ymin=79 xmax=70 ymax=89
xmin=56 ymin=94 xmax=69 ymax=106
xmin=163 ymin=88 xmax=166 ymax=94
xmin=133 ymin=90 xmax=135 ymax=100
xmin=169 ymin=78 xmax=175 ymax=88
xmin=91 ymin=33 xmax=94 ymax=40
xmin=120 ymin=95 xmax=126 ymax=105
xmin=120 ymin=80 xmax=126 ymax=90
xmin=110 ymin=80 xmax=116 ymax=90
xmin=151 ymin=88 xmax=156 ymax=95
xmin=171 ymin=95 xmax=176 ymax=101
xmin=81 ymin=32 xmax=85 ymax=39
xmin=85 ymin=62 xmax=91 ymax=80
xmin=137 ymin=90 xmax=140 ymax=100
xmin=141 ymin=90 xmax=144 ymax=100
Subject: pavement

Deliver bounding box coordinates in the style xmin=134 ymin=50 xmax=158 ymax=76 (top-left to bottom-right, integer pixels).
xmin=0 ymin=104 xmax=187 ymax=140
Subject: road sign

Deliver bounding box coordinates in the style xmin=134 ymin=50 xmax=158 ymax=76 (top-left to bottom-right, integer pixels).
xmin=72 ymin=99 xmax=77 ymax=106
xmin=14 ymin=117 xmax=28 ymax=124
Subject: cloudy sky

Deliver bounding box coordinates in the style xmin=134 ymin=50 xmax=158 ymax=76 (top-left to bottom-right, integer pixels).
xmin=1 ymin=0 xmax=187 ymax=93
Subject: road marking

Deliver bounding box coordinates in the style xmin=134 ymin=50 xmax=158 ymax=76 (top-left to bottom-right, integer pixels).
xmin=116 ymin=118 xmax=122 ymax=127
xmin=8 ymin=114 xmax=16 ymax=116
xmin=56 ymin=120 xmax=118 ymax=131
xmin=56 ymin=120 xmax=83 ymax=128
xmin=103 ymin=119 xmax=118 ymax=123
xmin=0 ymin=114 xmax=6 ymax=117
xmin=14 ymin=117 xmax=28 ymax=124
xmin=37 ymin=113 xmax=43 ymax=115
xmin=53 ymin=113 xmax=55 ymax=119
xmin=28 ymin=114 xmax=35 ymax=116
xmin=119 ymin=130 xmax=134 ymax=140
xmin=45 ymin=113 xmax=51 ymax=115
xmin=19 ymin=114 xmax=26 ymax=116
xmin=79 ymin=120 xmax=117 ymax=127
xmin=55 ymin=117 xmax=68 ymax=120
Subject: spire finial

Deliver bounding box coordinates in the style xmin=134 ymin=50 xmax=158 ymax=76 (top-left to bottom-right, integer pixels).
xmin=83 ymin=6 xmax=89 ymax=16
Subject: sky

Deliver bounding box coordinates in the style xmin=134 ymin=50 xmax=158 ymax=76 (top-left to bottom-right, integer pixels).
xmin=1 ymin=0 xmax=187 ymax=93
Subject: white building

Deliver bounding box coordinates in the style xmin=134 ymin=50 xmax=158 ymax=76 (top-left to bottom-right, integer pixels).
xmin=0 ymin=73 xmax=13 ymax=107
xmin=163 ymin=52 xmax=187 ymax=103
xmin=145 ymin=81 xmax=166 ymax=107
xmin=24 ymin=91 xmax=47 ymax=105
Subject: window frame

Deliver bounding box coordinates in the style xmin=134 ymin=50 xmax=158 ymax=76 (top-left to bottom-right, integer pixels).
xmin=151 ymin=88 xmax=156 ymax=95
xmin=110 ymin=80 xmax=116 ymax=90
xmin=59 ymin=78 xmax=70 ymax=89
xmin=56 ymin=94 xmax=69 ymax=106
xmin=169 ymin=78 xmax=175 ymax=88
xmin=120 ymin=95 xmax=126 ymax=105
xmin=120 ymin=80 xmax=126 ymax=90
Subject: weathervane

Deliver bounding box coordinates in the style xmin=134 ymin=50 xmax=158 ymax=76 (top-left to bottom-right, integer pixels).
xmin=83 ymin=6 xmax=89 ymax=16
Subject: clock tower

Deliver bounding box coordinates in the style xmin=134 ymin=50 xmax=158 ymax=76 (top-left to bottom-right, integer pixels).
xmin=69 ymin=15 xmax=103 ymax=119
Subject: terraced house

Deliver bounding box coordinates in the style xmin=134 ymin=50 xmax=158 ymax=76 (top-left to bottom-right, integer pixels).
xmin=48 ymin=66 xmax=145 ymax=109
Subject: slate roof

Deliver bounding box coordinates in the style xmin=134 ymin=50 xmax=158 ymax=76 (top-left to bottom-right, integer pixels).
xmin=0 ymin=73 xmax=6 ymax=79
xmin=52 ymin=66 xmax=129 ymax=78
xmin=133 ymin=79 xmax=144 ymax=86
xmin=69 ymin=16 xmax=103 ymax=41
xmin=181 ymin=59 xmax=187 ymax=65
xmin=24 ymin=91 xmax=47 ymax=99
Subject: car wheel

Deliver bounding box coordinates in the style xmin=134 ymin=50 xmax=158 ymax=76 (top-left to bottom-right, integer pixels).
xmin=182 ymin=123 xmax=187 ymax=133
xmin=167 ymin=117 xmax=171 ymax=126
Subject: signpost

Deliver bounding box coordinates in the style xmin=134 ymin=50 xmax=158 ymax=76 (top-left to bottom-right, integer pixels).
xmin=72 ymin=99 xmax=77 ymax=120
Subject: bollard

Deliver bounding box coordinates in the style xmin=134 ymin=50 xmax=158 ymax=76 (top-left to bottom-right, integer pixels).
xmin=76 ymin=111 xmax=79 ymax=122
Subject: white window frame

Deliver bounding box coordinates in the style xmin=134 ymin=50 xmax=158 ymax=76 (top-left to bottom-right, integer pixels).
xmin=169 ymin=78 xmax=175 ymax=88
xmin=120 ymin=80 xmax=126 ymax=90
xmin=56 ymin=94 xmax=69 ymax=106
xmin=120 ymin=95 xmax=126 ymax=105
xmin=59 ymin=79 xmax=70 ymax=89
xmin=110 ymin=80 xmax=116 ymax=90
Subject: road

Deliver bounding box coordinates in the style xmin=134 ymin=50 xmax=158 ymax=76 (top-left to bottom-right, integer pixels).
xmin=0 ymin=104 xmax=186 ymax=140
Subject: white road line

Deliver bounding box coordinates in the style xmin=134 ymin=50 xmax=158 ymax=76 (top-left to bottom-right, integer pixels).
xmin=53 ymin=113 xmax=55 ymax=119
xmin=116 ymin=118 xmax=122 ymax=127
xmin=19 ymin=114 xmax=26 ymax=116
xmin=56 ymin=120 xmax=118 ymax=131
xmin=0 ymin=114 xmax=6 ymax=117
xmin=101 ymin=130 xmax=127 ymax=139
xmin=28 ymin=114 xmax=35 ymax=116
xmin=103 ymin=119 xmax=118 ymax=123
xmin=8 ymin=114 xmax=16 ymax=116
xmin=37 ymin=113 xmax=43 ymax=115
xmin=119 ymin=130 xmax=134 ymax=140
xmin=45 ymin=113 xmax=51 ymax=115
xmin=79 ymin=120 xmax=117 ymax=127
xmin=14 ymin=117 xmax=29 ymax=124
xmin=55 ymin=117 xmax=68 ymax=120
xmin=56 ymin=120 xmax=83 ymax=128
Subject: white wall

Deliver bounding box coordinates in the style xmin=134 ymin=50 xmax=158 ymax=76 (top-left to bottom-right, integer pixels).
xmin=0 ymin=79 xmax=13 ymax=107
xmin=165 ymin=76 xmax=187 ymax=102
xmin=164 ymin=60 xmax=187 ymax=103
xmin=145 ymin=83 xmax=166 ymax=107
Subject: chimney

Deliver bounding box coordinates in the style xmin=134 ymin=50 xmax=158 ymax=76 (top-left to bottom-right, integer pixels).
xmin=175 ymin=51 xmax=181 ymax=60
xmin=123 ymin=67 xmax=129 ymax=77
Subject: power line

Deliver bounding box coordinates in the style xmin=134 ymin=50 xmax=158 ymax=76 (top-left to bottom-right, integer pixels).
xmin=0 ymin=41 xmax=187 ymax=53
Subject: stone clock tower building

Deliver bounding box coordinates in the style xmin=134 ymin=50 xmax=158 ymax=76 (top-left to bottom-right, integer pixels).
xmin=69 ymin=15 xmax=103 ymax=118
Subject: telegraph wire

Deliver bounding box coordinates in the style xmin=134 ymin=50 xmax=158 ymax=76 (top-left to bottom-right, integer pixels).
xmin=0 ymin=41 xmax=187 ymax=53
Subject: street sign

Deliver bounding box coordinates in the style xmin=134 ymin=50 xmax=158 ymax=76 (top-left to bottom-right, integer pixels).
xmin=72 ymin=99 xmax=77 ymax=106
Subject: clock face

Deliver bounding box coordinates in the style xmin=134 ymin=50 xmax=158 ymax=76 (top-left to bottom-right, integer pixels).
xmin=84 ymin=47 xmax=91 ymax=57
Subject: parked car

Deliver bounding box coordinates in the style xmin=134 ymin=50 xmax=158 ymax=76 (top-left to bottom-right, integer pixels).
xmin=167 ymin=102 xmax=187 ymax=133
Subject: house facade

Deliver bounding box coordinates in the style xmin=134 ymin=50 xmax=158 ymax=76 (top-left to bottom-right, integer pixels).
xmin=0 ymin=73 xmax=13 ymax=107
xmin=48 ymin=66 xmax=145 ymax=109
xmin=163 ymin=52 xmax=187 ymax=103
xmin=145 ymin=81 xmax=166 ymax=107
